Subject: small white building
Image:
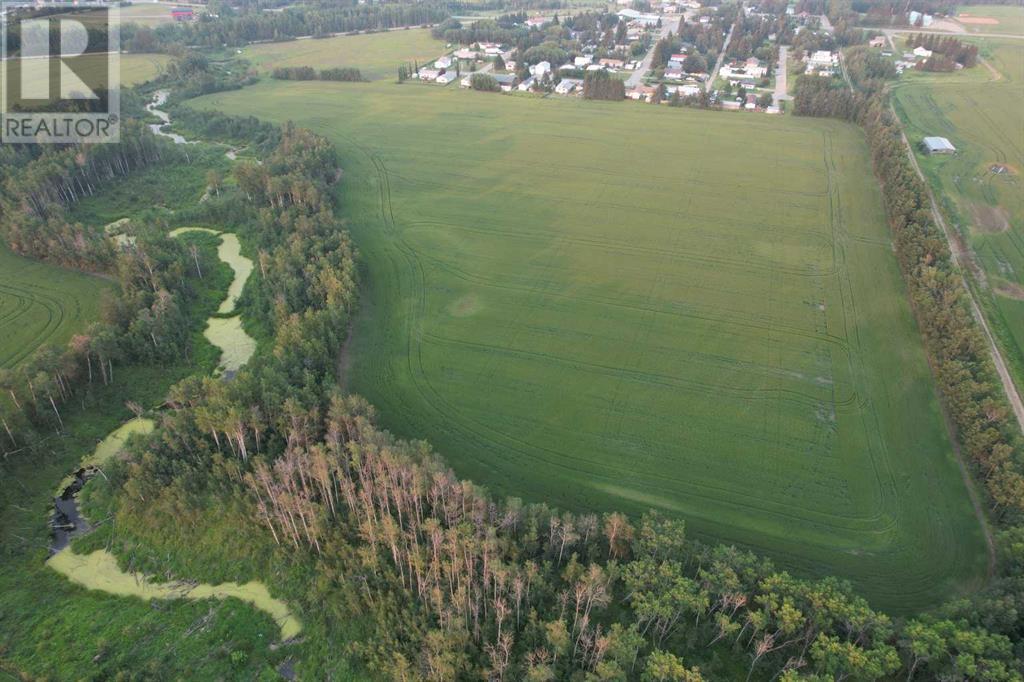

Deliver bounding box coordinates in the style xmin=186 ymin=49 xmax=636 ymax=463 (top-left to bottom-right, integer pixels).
xmin=913 ymin=46 xmax=933 ymax=58
xmin=418 ymin=68 xmax=441 ymax=81
xmin=454 ymin=48 xmax=479 ymax=60
xmin=530 ymin=61 xmax=552 ymax=77
xmin=518 ymin=76 xmax=536 ymax=91
xmin=434 ymin=55 xmax=454 ymax=70
xmin=575 ymin=55 xmax=593 ymax=67
xmin=436 ymin=72 xmax=455 ymax=84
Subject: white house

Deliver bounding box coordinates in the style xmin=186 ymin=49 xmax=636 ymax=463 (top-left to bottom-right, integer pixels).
xmin=913 ymin=46 xmax=933 ymax=58
xmin=436 ymin=72 xmax=455 ymax=84
xmin=575 ymin=55 xmax=593 ymax=67
xmin=418 ymin=68 xmax=440 ymax=81
xmin=454 ymin=48 xmax=478 ymax=60
xmin=525 ymin=16 xmax=547 ymax=27
xmin=530 ymin=61 xmax=552 ymax=77
xmin=434 ymin=55 xmax=454 ymax=69
xmin=808 ymin=50 xmax=836 ymax=68
xmin=518 ymin=76 xmax=536 ymax=91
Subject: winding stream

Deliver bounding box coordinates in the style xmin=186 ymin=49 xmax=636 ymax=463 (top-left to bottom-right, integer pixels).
xmin=44 ymin=97 xmax=295 ymax=643
xmin=169 ymin=227 xmax=257 ymax=374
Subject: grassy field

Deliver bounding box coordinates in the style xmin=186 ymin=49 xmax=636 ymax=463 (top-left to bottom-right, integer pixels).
xmin=955 ymin=4 xmax=1024 ymax=35
xmin=892 ymin=40 xmax=1024 ymax=386
xmin=241 ymin=29 xmax=446 ymax=81
xmin=0 ymin=246 xmax=109 ymax=369
xmin=194 ymin=80 xmax=989 ymax=612
xmin=1 ymin=53 xmax=169 ymax=107
xmin=54 ymin=2 xmax=205 ymax=27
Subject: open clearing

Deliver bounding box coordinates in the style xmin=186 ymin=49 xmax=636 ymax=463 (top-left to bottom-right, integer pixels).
xmin=195 ymin=80 xmax=988 ymax=611
xmin=241 ymin=29 xmax=445 ymax=81
xmin=956 ymin=5 xmax=1024 ymax=35
xmin=0 ymin=246 xmax=108 ymax=369
xmin=1 ymin=54 xmax=170 ymax=107
xmin=893 ymin=40 xmax=1024 ymax=386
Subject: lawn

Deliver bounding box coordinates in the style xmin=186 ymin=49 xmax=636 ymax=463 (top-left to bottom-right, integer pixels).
xmin=54 ymin=2 xmax=205 ymax=27
xmin=241 ymin=29 xmax=446 ymax=81
xmin=892 ymin=40 xmax=1024 ymax=386
xmin=194 ymin=80 xmax=989 ymax=612
xmin=0 ymin=246 xmax=109 ymax=369
xmin=955 ymin=4 xmax=1024 ymax=35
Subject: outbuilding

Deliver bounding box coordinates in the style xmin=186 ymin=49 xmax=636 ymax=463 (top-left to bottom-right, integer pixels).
xmin=922 ymin=136 xmax=956 ymax=155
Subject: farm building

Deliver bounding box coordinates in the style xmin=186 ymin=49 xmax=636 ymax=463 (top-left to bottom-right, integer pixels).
xmin=921 ymin=137 xmax=956 ymax=155
xmin=171 ymin=7 xmax=194 ymax=21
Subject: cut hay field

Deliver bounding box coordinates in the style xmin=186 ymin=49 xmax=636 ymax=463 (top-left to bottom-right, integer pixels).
xmin=194 ymin=80 xmax=989 ymax=611
xmin=0 ymin=246 xmax=108 ymax=369
xmin=893 ymin=40 xmax=1024 ymax=385
xmin=241 ymin=29 xmax=446 ymax=81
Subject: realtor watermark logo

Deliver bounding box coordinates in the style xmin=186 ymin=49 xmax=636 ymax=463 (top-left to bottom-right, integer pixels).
xmin=1 ymin=1 xmax=120 ymax=143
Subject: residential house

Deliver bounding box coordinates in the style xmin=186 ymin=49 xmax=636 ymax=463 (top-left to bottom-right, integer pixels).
xmin=530 ymin=61 xmax=552 ymax=77
xmin=628 ymin=84 xmax=658 ymax=101
xmin=600 ymin=58 xmax=625 ymax=69
xmin=418 ymin=68 xmax=440 ymax=81
xmin=436 ymin=72 xmax=455 ymax=84
xmin=435 ymin=55 xmax=454 ymax=70
xmin=525 ymin=16 xmax=548 ymax=27
xmin=555 ymin=78 xmax=584 ymax=94
xmin=868 ymin=36 xmax=886 ymax=48
xmin=664 ymin=69 xmax=685 ymax=80
xmin=454 ymin=48 xmax=479 ymax=60
xmin=913 ymin=46 xmax=933 ymax=58
xmin=492 ymin=73 xmax=517 ymax=91
xmin=518 ymin=76 xmax=536 ymax=91
xmin=575 ymin=55 xmax=593 ymax=67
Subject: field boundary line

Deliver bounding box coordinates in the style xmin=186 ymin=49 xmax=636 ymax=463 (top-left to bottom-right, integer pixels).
xmin=890 ymin=103 xmax=1007 ymax=577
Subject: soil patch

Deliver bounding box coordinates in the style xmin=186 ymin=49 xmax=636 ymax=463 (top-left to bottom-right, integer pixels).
xmin=957 ymin=15 xmax=1000 ymax=25
xmin=970 ymin=202 xmax=1011 ymax=234
xmin=995 ymin=280 xmax=1024 ymax=301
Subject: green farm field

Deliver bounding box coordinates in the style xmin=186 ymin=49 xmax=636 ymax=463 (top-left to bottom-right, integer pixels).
xmin=194 ymin=80 xmax=989 ymax=611
xmin=892 ymin=40 xmax=1024 ymax=385
xmin=0 ymin=246 xmax=108 ymax=369
xmin=242 ymin=29 xmax=446 ymax=81
xmin=955 ymin=4 xmax=1024 ymax=35
xmin=1 ymin=53 xmax=169 ymax=107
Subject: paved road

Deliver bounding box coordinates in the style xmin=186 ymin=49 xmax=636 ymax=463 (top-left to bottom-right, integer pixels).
xmin=891 ymin=106 xmax=1024 ymax=433
xmin=772 ymin=45 xmax=791 ymax=105
xmin=706 ymin=6 xmax=741 ymax=92
xmin=626 ymin=14 xmax=682 ymax=88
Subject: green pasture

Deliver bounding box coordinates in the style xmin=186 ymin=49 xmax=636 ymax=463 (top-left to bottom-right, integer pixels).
xmin=194 ymin=80 xmax=988 ymax=612
xmin=241 ymin=29 xmax=446 ymax=81
xmin=0 ymin=246 xmax=108 ymax=369
xmin=1 ymin=53 xmax=169 ymax=107
xmin=955 ymin=4 xmax=1024 ymax=35
xmin=52 ymin=2 xmax=205 ymax=27
xmin=892 ymin=40 xmax=1024 ymax=385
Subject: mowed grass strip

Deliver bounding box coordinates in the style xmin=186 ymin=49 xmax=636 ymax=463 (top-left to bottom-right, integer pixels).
xmin=0 ymin=246 xmax=109 ymax=369
xmin=194 ymin=80 xmax=989 ymax=612
xmin=241 ymin=29 xmax=446 ymax=81
xmin=892 ymin=40 xmax=1024 ymax=385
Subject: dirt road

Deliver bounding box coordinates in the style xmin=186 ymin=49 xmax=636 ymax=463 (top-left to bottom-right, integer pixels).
xmin=893 ymin=107 xmax=1024 ymax=433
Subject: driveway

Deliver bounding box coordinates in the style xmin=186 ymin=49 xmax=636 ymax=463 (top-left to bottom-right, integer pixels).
xmin=772 ymin=44 xmax=792 ymax=105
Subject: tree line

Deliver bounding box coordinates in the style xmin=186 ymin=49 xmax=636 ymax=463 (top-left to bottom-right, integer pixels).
xmin=906 ymin=33 xmax=979 ymax=69
xmin=272 ymin=66 xmax=366 ymax=82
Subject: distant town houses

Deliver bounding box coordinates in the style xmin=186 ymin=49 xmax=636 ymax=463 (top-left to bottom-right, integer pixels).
xmin=530 ymin=61 xmax=552 ymax=78
xmin=869 ymin=36 xmax=887 ymax=48
xmin=720 ymin=57 xmax=768 ymax=80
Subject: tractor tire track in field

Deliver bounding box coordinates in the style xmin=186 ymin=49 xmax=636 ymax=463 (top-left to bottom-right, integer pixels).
xmin=0 ymin=282 xmax=68 ymax=368
xmin=892 ymin=105 xmax=1000 ymax=577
